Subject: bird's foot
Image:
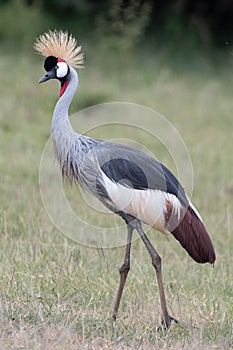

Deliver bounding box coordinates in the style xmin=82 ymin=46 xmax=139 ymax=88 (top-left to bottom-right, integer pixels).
xmin=157 ymin=315 xmax=179 ymax=331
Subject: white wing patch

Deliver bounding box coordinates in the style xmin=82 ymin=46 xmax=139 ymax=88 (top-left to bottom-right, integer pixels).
xmin=101 ymin=170 xmax=183 ymax=233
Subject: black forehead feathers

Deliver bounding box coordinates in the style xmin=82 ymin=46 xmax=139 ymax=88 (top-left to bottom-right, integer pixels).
xmin=44 ymin=56 xmax=58 ymax=72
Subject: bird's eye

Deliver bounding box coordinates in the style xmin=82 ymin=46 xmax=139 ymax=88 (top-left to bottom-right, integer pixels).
xmin=56 ymin=61 xmax=68 ymax=78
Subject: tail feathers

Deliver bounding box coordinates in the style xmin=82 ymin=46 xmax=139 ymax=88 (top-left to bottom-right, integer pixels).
xmin=168 ymin=205 xmax=216 ymax=264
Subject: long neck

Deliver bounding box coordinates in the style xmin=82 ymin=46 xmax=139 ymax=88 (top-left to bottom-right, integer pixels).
xmin=51 ymin=66 xmax=79 ymax=134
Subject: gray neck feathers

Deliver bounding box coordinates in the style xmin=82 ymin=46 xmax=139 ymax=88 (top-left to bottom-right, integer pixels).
xmin=51 ymin=66 xmax=79 ymax=134
xmin=49 ymin=67 xmax=101 ymax=187
xmin=51 ymin=66 xmax=80 ymax=168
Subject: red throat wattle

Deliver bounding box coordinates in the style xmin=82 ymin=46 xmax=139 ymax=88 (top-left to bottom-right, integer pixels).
xmin=57 ymin=58 xmax=68 ymax=97
xmin=59 ymin=80 xmax=68 ymax=97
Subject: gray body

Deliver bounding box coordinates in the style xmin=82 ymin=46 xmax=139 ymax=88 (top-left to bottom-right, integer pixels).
xmin=51 ymin=67 xmax=188 ymax=218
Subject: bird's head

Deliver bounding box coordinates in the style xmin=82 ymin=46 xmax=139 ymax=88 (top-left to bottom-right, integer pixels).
xmin=39 ymin=56 xmax=70 ymax=97
xmin=34 ymin=30 xmax=84 ymax=97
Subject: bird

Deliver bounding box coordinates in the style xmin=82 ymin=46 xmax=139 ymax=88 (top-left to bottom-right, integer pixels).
xmin=35 ymin=30 xmax=216 ymax=329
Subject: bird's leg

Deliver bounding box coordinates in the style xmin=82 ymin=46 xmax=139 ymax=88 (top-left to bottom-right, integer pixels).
xmin=135 ymin=222 xmax=178 ymax=329
xmin=112 ymin=224 xmax=133 ymax=321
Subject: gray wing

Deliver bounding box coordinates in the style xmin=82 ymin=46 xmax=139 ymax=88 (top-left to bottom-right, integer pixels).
xmin=92 ymin=141 xmax=189 ymax=206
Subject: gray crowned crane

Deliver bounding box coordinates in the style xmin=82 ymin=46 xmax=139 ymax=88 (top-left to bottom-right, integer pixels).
xmin=35 ymin=30 xmax=216 ymax=329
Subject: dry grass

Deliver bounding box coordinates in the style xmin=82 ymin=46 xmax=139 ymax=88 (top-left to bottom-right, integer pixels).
xmin=0 ymin=42 xmax=233 ymax=349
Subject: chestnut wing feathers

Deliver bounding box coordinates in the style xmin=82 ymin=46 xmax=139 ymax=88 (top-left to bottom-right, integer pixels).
xmin=170 ymin=206 xmax=216 ymax=264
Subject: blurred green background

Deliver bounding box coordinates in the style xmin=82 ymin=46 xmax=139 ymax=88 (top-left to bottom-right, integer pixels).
xmin=1 ymin=0 xmax=233 ymax=55
xmin=1 ymin=0 xmax=233 ymax=47
xmin=0 ymin=1 xmax=233 ymax=349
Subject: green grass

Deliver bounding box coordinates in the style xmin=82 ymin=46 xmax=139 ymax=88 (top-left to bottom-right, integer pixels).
xmin=0 ymin=36 xmax=233 ymax=349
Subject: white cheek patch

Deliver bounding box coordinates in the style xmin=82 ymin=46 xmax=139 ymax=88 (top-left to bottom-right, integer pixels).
xmin=56 ymin=61 xmax=68 ymax=78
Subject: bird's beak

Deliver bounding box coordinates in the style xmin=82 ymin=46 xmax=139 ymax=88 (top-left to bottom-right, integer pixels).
xmin=38 ymin=69 xmax=56 ymax=83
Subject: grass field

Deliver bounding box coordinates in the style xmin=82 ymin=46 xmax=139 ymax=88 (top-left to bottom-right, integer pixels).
xmin=0 ymin=36 xmax=233 ymax=349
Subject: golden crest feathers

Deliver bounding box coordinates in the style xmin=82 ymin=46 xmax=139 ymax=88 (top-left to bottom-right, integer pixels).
xmin=34 ymin=30 xmax=84 ymax=69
